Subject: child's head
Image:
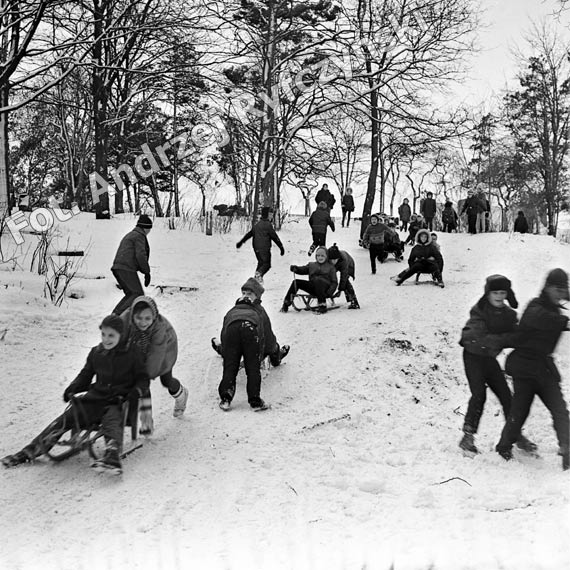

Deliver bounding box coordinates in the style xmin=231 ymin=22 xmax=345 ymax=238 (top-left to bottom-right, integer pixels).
xmin=240 ymin=277 xmax=264 ymax=302
xmin=314 ymin=247 xmax=328 ymax=263
xmin=543 ymin=268 xmax=570 ymax=305
xmin=430 ymin=232 xmax=438 ymax=242
xmin=261 ymin=206 xmax=271 ymax=220
xmin=484 ymin=274 xmax=518 ymax=308
xmin=370 ymin=214 xmax=379 ymax=225
xmin=99 ymin=314 xmax=124 ymax=350
xmin=133 ymin=301 xmax=155 ymax=331
xmin=416 ymin=229 xmax=430 ymax=244
xmin=327 ymin=244 xmax=341 ymax=264
xmin=136 ymin=214 xmax=153 ymax=234
xmin=346 ymin=187 xmax=352 ymax=195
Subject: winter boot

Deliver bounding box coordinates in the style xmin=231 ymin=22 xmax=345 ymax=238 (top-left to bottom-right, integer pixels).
xmin=211 ymin=337 xmax=222 ymax=356
xmin=92 ymin=440 xmax=122 ymax=476
xmin=558 ymin=446 xmax=569 ymax=471
xmin=254 ymin=271 xmax=264 ymax=284
xmin=459 ymin=432 xmax=479 ymax=454
xmin=1 ymin=447 xmax=34 ymax=468
xmin=348 ymin=298 xmax=360 ymax=309
xmin=515 ymin=434 xmax=538 ymax=454
xmin=315 ymin=303 xmax=327 ymax=314
xmin=250 ymin=399 xmax=271 ymax=412
xmin=173 ymin=385 xmax=189 ymax=418
xmin=219 ymin=399 xmax=231 ymax=411
xmin=279 ymin=344 xmax=290 ymax=360
xmin=307 ymin=243 xmax=317 ymax=256
xmin=280 ymin=301 xmax=290 ymax=313
xmin=496 ymin=446 xmax=513 ymax=462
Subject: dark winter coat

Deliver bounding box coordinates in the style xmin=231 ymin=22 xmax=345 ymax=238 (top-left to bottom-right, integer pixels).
xmin=111 ymin=227 xmax=151 ymax=275
xmin=408 ymin=230 xmax=443 ymax=268
xmin=442 ymin=206 xmax=458 ymax=227
xmin=237 ymin=219 xmax=284 ymax=253
xmin=309 ymin=203 xmax=335 ymax=235
xmin=341 ymin=194 xmax=355 ymax=212
xmin=120 ymin=296 xmax=177 ymax=378
xmin=514 ymin=213 xmax=529 ymax=234
xmin=334 ymin=250 xmax=355 ymax=292
xmin=398 ymin=202 xmax=411 ymax=223
xmin=405 ymin=220 xmax=421 ymax=243
xmin=64 ymin=341 xmax=149 ymax=403
xmin=460 ymin=196 xmax=485 ymax=217
xmin=362 ymin=221 xmax=388 ymax=245
xmin=459 ymin=297 xmax=519 ymax=358
xmin=293 ymin=260 xmax=338 ymax=297
xmin=315 ymin=188 xmax=336 ymax=210
xmin=421 ymin=197 xmax=437 ymax=219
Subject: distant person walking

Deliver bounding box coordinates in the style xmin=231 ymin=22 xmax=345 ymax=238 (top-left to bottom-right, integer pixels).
xmin=341 ymin=188 xmax=355 ymax=228
xmin=398 ymin=198 xmax=411 ymax=232
xmin=441 ymin=201 xmax=459 ymax=233
xmin=513 ymin=211 xmax=529 ymax=234
xmin=111 ymin=214 xmax=153 ymax=315
xmin=476 ymin=191 xmax=490 ymax=233
xmin=315 ymin=184 xmax=336 ymax=212
xmin=420 ymin=191 xmax=437 ymax=231
xmin=460 ymin=190 xmax=484 ymax=235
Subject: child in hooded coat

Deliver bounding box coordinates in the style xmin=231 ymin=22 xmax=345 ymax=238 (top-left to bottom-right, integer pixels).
xmin=458 ymin=275 xmax=536 ymax=455
xmin=393 ymin=229 xmax=444 ymax=287
xmin=327 ymin=243 xmax=360 ymax=309
xmin=308 ymin=201 xmax=335 ymax=256
xmin=281 ymin=246 xmax=338 ymax=313
xmin=120 ymin=296 xmax=187 ymax=435
xmin=1 ymin=315 xmax=149 ymax=475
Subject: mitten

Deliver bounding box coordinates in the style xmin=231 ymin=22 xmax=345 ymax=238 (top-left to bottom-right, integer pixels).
xmin=63 ymin=390 xmax=74 ymax=403
xmin=236 ymin=241 xmax=242 ymax=249
xmin=280 ymin=248 xmax=285 ymax=256
xmin=290 ymin=265 xmax=298 ymax=273
xmin=144 ymin=273 xmax=151 ymax=287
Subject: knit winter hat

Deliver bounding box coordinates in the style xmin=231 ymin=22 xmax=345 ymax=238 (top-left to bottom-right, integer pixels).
xmin=484 ymin=274 xmax=518 ymax=308
xmin=327 ymin=243 xmax=341 ymax=260
xmin=314 ymin=246 xmax=328 ymax=260
xmin=544 ymin=268 xmax=570 ymax=300
xmin=241 ymin=277 xmax=264 ymax=299
xmin=136 ymin=214 xmax=153 ymax=229
xmin=99 ymin=314 xmax=124 ymax=335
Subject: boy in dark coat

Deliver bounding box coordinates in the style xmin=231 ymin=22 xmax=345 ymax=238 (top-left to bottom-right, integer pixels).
xmin=111 ymin=214 xmax=153 ymax=315
xmin=327 ymin=243 xmax=360 ymax=309
xmin=341 ymin=188 xmax=355 ymax=227
xmin=393 ymin=229 xmax=444 ymax=287
xmin=362 ymin=214 xmax=389 ymax=274
xmin=315 ymin=184 xmax=336 ymax=211
xmin=1 ymin=315 xmax=149 ymax=475
xmin=420 ymin=191 xmax=437 ymax=231
xmin=441 ymin=201 xmax=459 ymax=233
xmin=281 ymin=246 xmax=338 ymax=314
xmin=218 ymin=278 xmax=281 ymax=412
xmin=496 ymin=268 xmax=570 ymax=470
xmin=513 ymin=211 xmax=529 ymax=234
xmin=308 ymin=201 xmax=335 ymax=256
xmin=404 ymin=215 xmax=421 ymax=245
xmin=398 ymin=198 xmax=411 ymax=231
xmin=384 ymin=222 xmax=405 ymax=261
xmin=236 ymin=206 xmax=285 ymax=282
xmin=458 ymin=275 xmax=536 ymax=455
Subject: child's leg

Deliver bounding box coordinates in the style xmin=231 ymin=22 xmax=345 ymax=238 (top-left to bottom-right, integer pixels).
xmin=160 ymin=371 xmax=181 ymax=396
xmin=314 ymin=233 xmax=326 ymax=246
xmin=346 ymin=211 xmax=351 ymax=227
xmin=255 ymin=249 xmax=271 ymax=276
xmin=462 ymin=351 xmax=489 ymax=435
xmin=218 ymin=322 xmax=243 ymax=403
xmin=100 ymin=404 xmax=124 ymax=449
xmin=311 ymin=277 xmax=329 ymax=303
xmin=238 ymin=321 xmax=264 ymax=407
xmin=111 ymin=269 xmax=144 ymax=315
xmin=369 ymin=245 xmax=378 ymax=273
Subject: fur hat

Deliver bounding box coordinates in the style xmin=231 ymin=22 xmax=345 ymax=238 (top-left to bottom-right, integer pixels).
xmin=327 ymin=243 xmax=341 ymax=260
xmin=241 ymin=277 xmax=264 ymax=299
xmin=544 ymin=268 xmax=570 ymax=301
xmin=415 ymin=229 xmax=431 ymax=244
xmin=484 ymin=274 xmax=518 ymax=308
xmin=99 ymin=314 xmax=124 ymax=334
xmin=136 ymin=214 xmax=153 ymax=229
xmin=261 ymin=206 xmax=271 ymax=219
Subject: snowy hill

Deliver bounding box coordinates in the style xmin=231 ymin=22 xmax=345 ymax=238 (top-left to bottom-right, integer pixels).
xmin=0 ymin=213 xmax=569 ymax=570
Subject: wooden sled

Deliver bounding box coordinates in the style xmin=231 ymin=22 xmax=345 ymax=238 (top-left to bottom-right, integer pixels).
xmin=155 ymin=285 xmax=199 ymax=294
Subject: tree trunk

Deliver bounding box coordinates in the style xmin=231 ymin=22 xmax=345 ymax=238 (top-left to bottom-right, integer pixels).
xmin=0 ymin=81 xmax=10 ymax=214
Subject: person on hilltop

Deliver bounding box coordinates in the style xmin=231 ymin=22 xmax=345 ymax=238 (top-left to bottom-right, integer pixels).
xmin=398 ymin=198 xmax=412 ymax=232
xmin=441 ymin=201 xmax=459 ymax=233
xmin=513 ymin=211 xmax=529 ymax=234
xmin=315 ymin=183 xmax=336 ymax=212
xmin=236 ymin=206 xmax=285 ymax=283
xmin=341 ymin=187 xmax=355 ymax=228
xmin=458 ymin=275 xmax=536 ymax=455
xmin=327 ymin=243 xmax=360 ymax=309
xmin=307 ymin=201 xmax=335 ymax=256
xmin=496 ymin=268 xmax=570 ymax=470
xmin=460 ymin=190 xmax=485 ymax=235
xmin=420 ymin=191 xmax=437 ymax=231
xmin=111 ymin=214 xmax=153 ymax=315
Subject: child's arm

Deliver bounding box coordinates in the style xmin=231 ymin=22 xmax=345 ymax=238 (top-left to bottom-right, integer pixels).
xmin=146 ymin=318 xmax=177 ymax=379
xmin=134 ymin=234 xmax=151 ymax=275
xmin=64 ymin=349 xmax=96 ymax=400
xmin=236 ymin=229 xmax=254 ymax=248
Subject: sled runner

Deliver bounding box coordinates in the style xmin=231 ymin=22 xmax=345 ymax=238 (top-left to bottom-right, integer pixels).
xmin=291 ymin=292 xmax=339 ymax=312
xmin=155 ymin=285 xmax=199 ymax=294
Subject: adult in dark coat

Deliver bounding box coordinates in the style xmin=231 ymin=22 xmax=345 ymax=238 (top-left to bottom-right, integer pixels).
xmin=327 ymin=244 xmax=359 ymax=309
xmin=513 ymin=211 xmax=529 ymax=234
xmin=458 ymin=275 xmax=535 ymax=454
xmin=308 ymin=201 xmax=335 ymax=255
xmin=393 ymin=229 xmax=444 ymax=287
xmin=111 ymin=214 xmax=153 ymax=315
xmin=496 ymin=268 xmax=570 ymax=469
xmin=236 ymin=206 xmax=285 ymax=281
xmin=315 ymin=184 xmax=336 ymax=211
xmin=420 ymin=192 xmax=437 ymax=231
xmin=460 ymin=190 xmax=485 ymax=234
xmin=341 ymin=188 xmax=355 ymax=227
xmin=398 ymin=198 xmax=412 ymax=231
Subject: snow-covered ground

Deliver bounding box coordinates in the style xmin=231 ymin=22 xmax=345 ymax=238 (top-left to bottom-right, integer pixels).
xmin=0 ymin=213 xmax=569 ymax=570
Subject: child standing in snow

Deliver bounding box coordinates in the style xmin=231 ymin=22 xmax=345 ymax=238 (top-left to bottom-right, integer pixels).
xmin=218 ymin=278 xmax=283 ymax=411
xmin=1 ymin=315 xmax=149 ymax=475
xmin=236 ymin=206 xmax=285 ymax=283
xmin=361 ymin=214 xmax=389 ymax=274
xmin=404 ymin=215 xmax=421 ymax=245
xmin=120 ymin=296 xmax=188 ymax=435
xmin=458 ymin=275 xmax=536 ymax=455
xmin=308 ymin=201 xmax=335 ymax=256
xmin=327 ymin=243 xmax=360 ymax=309
xmin=393 ymin=229 xmax=444 ymax=287
xmin=280 ymin=246 xmax=338 ymax=314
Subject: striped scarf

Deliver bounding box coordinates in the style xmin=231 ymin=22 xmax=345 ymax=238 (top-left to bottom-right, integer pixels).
xmin=131 ymin=328 xmax=151 ymax=362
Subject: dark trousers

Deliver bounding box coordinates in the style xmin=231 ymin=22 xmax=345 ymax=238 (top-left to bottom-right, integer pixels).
xmin=285 ymin=277 xmax=330 ymax=304
xmin=424 ymin=217 xmax=434 ymax=231
xmin=443 ymin=222 xmax=456 ymax=233
xmin=397 ymin=260 xmax=441 ymax=283
xmin=112 ymin=269 xmax=144 ymax=315
xmin=342 ymin=210 xmax=352 ymax=227
xmin=369 ymin=243 xmax=386 ymax=273
xmin=343 ymin=280 xmax=357 ymax=302
xmin=400 ymin=221 xmax=409 ymax=232
xmin=311 ymin=232 xmax=327 ymax=247
xmin=160 ymin=370 xmax=181 ymax=396
xmin=218 ymin=321 xmax=263 ymax=407
xmin=497 ymin=373 xmax=570 ymax=453
xmin=254 ymin=249 xmax=271 ymax=276
xmin=467 ymin=214 xmax=477 ymax=234
xmin=23 ymin=399 xmax=123 ymax=459
xmin=462 ymin=351 xmax=512 ymax=434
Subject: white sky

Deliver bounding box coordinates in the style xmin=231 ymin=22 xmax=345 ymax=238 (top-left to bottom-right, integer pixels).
xmin=449 ymin=0 xmax=570 ymax=107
